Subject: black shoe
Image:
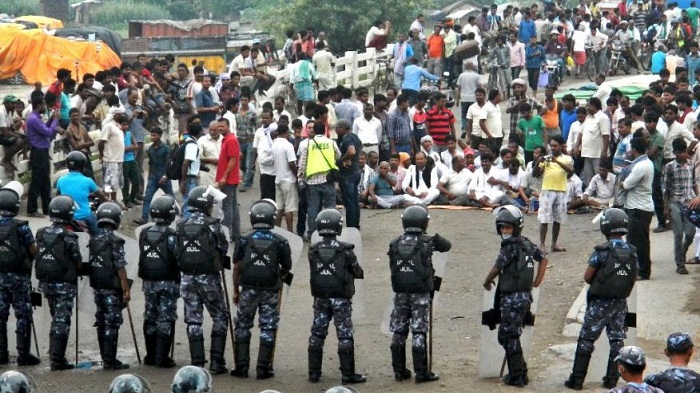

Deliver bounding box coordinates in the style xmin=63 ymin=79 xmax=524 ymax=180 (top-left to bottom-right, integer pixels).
xmin=209 ymin=332 xmax=227 ymax=375
xmin=230 ymin=339 xmax=250 ymax=378
xmin=143 ymin=323 xmax=157 ymax=366
xmin=103 ymin=359 xmax=130 ymax=370
xmin=677 ymin=266 xmax=689 ymax=274
xmin=503 ymin=351 xmax=527 ymax=387
xmin=102 ymin=334 xmax=128 ymax=370
xmin=564 ymin=351 xmax=591 ymax=390
xmin=339 ymin=348 xmax=366 ymax=384
xmin=653 ymin=225 xmax=668 ymax=233
xmin=16 ymin=331 xmax=40 ymax=366
xmin=390 ymin=344 xmax=412 ymax=381
xmin=412 ymin=347 xmax=438 ymax=383
xmin=308 ymin=347 xmax=323 ymax=383
xmin=17 ymin=354 xmax=40 ymax=366
xmin=230 ymin=367 xmax=249 ymax=378
xmin=50 ymin=334 xmax=74 ymax=371
xmin=415 ymin=371 xmax=439 ymax=383
xmin=155 ymin=328 xmax=176 ymax=368
xmin=188 ymin=335 xmax=206 ymax=367
xmin=342 ymin=373 xmax=368 ymax=384
xmin=256 ymin=343 xmax=275 ymax=380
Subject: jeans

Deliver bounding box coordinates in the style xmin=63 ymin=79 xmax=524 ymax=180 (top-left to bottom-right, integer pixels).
xmin=526 ymin=67 xmax=540 ymax=92
xmin=402 ymin=89 xmax=419 ymax=106
xmin=221 ymin=184 xmax=240 ymax=242
xmin=306 ymin=182 xmax=336 ymax=236
xmin=511 ymin=66 xmax=522 ymax=80
xmin=122 ymin=160 xmax=140 ymax=203
xmin=340 ymin=171 xmax=361 ymax=229
xmin=240 ymin=142 xmax=255 ymax=188
xmin=296 ymin=186 xmax=308 ymax=237
xmin=670 ymin=202 xmax=695 ymax=267
xmin=141 ymin=175 xmax=175 ymax=222
xmin=625 ymin=208 xmax=653 ymax=278
xmin=77 ymin=213 xmax=99 ymax=235
xmin=394 ymin=143 xmax=412 ymax=154
xmin=461 ymin=102 xmax=474 ymax=132
xmin=28 ymin=147 xmax=50 ymax=215
xmin=181 ymin=177 xmax=198 ymax=219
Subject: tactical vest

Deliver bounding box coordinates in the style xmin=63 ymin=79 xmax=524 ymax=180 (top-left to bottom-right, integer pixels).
xmin=589 ymin=241 xmax=637 ymax=299
xmin=309 ymin=241 xmax=354 ymax=299
xmin=35 ymin=228 xmax=78 ymax=284
xmin=239 ymin=233 xmax=281 ymax=290
xmin=389 ymin=234 xmax=434 ymax=294
xmin=0 ymin=219 xmax=31 ymax=274
xmin=88 ymin=234 xmax=124 ymax=290
xmin=497 ymin=237 xmax=535 ymax=293
xmin=176 ymin=217 xmax=222 ymax=275
xmin=139 ymin=226 xmax=180 ymax=282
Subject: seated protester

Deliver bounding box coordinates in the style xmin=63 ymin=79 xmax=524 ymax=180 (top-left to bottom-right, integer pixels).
xmin=435 ymin=155 xmax=474 ymax=206
xmin=358 ymin=151 xmax=375 ymax=207
xmin=464 ymin=148 xmax=477 ymax=172
xmin=583 ymin=160 xmax=616 ymax=208
xmin=439 ymin=134 xmax=464 ymax=171
xmin=389 ymin=153 xmax=407 ymax=194
xmin=368 ymin=160 xmax=405 ymax=209
xmin=645 ymin=332 xmax=700 ymax=392
xmin=419 ymin=135 xmax=447 ymax=178
xmin=367 ymin=150 xmax=379 ymax=172
xmin=493 ymin=148 xmax=513 ymax=170
xmin=467 ymin=152 xmax=504 ymax=208
xmin=506 ymin=138 xmax=526 ymax=169
xmin=398 ymin=151 xmax=411 ymax=169
xmin=565 ymin=172 xmax=588 ymax=211
xmin=472 ymin=140 xmax=491 ymax=169
xmin=401 ymin=151 xmax=440 ymax=205
xmin=492 ymin=159 xmax=529 ymax=210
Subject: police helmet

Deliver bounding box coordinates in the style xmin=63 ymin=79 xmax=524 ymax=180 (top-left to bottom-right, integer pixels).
xmin=96 ymin=202 xmax=123 ymax=228
xmin=0 ymin=189 xmax=20 ymax=217
xmin=494 ymin=205 xmax=524 ymax=237
xmin=187 ymin=186 xmax=215 ymax=213
xmin=150 ymin=196 xmax=178 ymax=224
xmin=250 ymin=199 xmax=277 ymax=229
xmin=599 ymin=208 xmax=628 ymax=237
xmin=108 ymin=374 xmax=152 ymax=393
xmin=48 ymin=195 xmax=75 ymax=224
xmin=324 ymin=387 xmax=359 ymax=393
xmin=316 ymin=208 xmax=343 ymax=236
xmin=171 ymin=366 xmax=212 ymax=393
xmin=401 ymin=205 xmax=429 ymax=233
xmin=0 ymin=370 xmax=36 ymax=393
xmin=65 ymin=151 xmax=87 ymax=172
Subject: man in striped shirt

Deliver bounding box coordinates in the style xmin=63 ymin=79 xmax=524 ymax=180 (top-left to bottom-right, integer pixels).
xmin=426 ymin=93 xmax=456 ymax=153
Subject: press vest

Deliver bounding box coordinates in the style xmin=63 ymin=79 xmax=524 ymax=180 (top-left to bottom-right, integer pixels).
xmin=589 ymin=241 xmax=637 ymax=299
xmin=309 ymin=240 xmax=355 ymax=299
xmin=389 ymin=234 xmax=434 ymax=294
xmin=0 ymin=219 xmax=31 ymax=274
xmin=239 ymin=232 xmax=284 ymax=291
xmin=35 ymin=227 xmax=78 ymax=284
xmin=139 ymin=225 xmax=180 ymax=282
xmin=176 ymin=217 xmax=222 ymax=275
xmin=497 ymin=237 xmax=535 ymax=293
xmin=305 ymin=136 xmax=337 ymax=178
xmin=88 ymin=234 xmax=124 ymax=290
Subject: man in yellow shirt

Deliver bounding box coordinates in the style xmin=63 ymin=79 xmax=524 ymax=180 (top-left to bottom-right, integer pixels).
xmin=532 ymin=136 xmax=574 ymax=253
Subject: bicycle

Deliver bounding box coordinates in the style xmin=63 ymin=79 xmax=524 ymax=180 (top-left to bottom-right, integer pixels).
xmin=371 ymin=58 xmax=395 ymax=94
xmin=277 ymin=80 xmax=299 ymax=119
xmin=582 ymin=46 xmax=597 ymax=81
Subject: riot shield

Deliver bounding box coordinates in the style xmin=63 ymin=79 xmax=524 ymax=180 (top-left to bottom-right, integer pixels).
xmin=272 ymin=226 xmax=303 ymax=301
xmin=311 ymin=228 xmax=365 ymax=319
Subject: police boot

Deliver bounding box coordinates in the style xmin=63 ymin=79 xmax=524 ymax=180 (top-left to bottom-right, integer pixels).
xmin=49 ymin=333 xmax=74 ymax=371
xmin=308 ymin=347 xmax=323 ymax=383
xmin=143 ymin=322 xmax=157 ymax=366
xmin=256 ymin=343 xmax=275 ymax=380
xmin=102 ymin=333 xmax=129 ymax=370
xmin=390 ymin=344 xmax=412 ymax=381
xmin=16 ymin=331 xmax=40 ymax=366
xmin=602 ymin=354 xmax=619 ymax=389
xmin=339 ymin=348 xmax=367 ymax=384
xmin=564 ymin=352 xmax=591 ymax=390
xmin=209 ymin=332 xmax=227 ymax=375
xmin=155 ymin=329 xmax=176 ymax=368
xmin=230 ymin=339 xmax=250 ymax=378
xmin=503 ymin=351 xmax=527 ymax=387
xmin=412 ymin=347 xmax=439 ymax=384
xmin=0 ymin=322 xmax=8 ymax=364
xmin=188 ymin=335 xmax=206 ymax=367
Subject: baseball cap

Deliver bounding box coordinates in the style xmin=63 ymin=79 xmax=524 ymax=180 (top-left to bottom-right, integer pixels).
xmin=512 ymin=78 xmax=527 ymax=87
xmin=464 ymin=148 xmax=475 ymax=156
xmin=667 ymin=332 xmax=694 ymax=352
xmin=2 ymin=95 xmax=19 ymax=104
xmin=615 ymin=345 xmax=646 ymax=366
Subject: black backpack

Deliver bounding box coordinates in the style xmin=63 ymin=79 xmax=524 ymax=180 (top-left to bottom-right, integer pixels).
xmin=165 ymin=138 xmax=197 ymax=180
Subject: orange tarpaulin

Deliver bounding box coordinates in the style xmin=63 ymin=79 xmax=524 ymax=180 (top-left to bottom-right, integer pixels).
xmin=14 ymin=16 xmax=64 ymax=30
xmin=0 ymin=29 xmax=121 ymax=85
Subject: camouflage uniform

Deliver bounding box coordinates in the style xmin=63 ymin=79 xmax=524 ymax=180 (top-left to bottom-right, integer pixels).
xmin=142 ymin=233 xmax=179 ymax=337
xmin=92 ymin=228 xmax=127 ymax=340
xmin=309 ymin=298 xmax=354 ymax=351
xmin=390 ymin=293 xmax=431 ymax=348
xmin=645 ymin=367 xmax=700 ymax=393
xmin=608 ymin=383 xmax=665 ymax=393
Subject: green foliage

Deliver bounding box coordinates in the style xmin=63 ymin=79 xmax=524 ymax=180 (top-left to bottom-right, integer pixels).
xmin=2 ymin=0 xmax=41 ymax=17
xmin=92 ymin=0 xmax=171 ymax=27
xmin=166 ymin=0 xmax=198 ymax=20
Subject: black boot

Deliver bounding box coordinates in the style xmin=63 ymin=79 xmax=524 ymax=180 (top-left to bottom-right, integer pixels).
xmin=155 ymin=329 xmax=176 ymax=368
xmin=602 ymin=354 xmax=619 ymax=389
xmin=102 ymin=333 xmax=129 ymax=370
xmin=143 ymin=323 xmax=157 ymax=366
xmin=209 ymin=332 xmax=227 ymax=374
xmin=564 ymin=352 xmax=591 ymax=390
xmin=188 ymin=335 xmax=206 ymax=367
xmin=16 ymin=331 xmax=40 ymax=366
xmin=413 ymin=347 xmax=438 ymax=383
xmin=308 ymin=347 xmax=323 ymax=383
xmin=256 ymin=343 xmax=275 ymax=380
xmin=0 ymin=322 xmax=7 ymax=364
xmin=503 ymin=351 xmax=527 ymax=387
xmin=230 ymin=340 xmax=249 ymax=378
xmin=390 ymin=344 xmax=412 ymax=381
xmin=49 ymin=333 xmax=74 ymax=371
xmin=339 ymin=348 xmax=367 ymax=384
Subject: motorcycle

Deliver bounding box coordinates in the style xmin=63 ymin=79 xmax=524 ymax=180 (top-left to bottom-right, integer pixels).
xmin=545 ymin=53 xmax=563 ymax=85
xmin=608 ymin=40 xmax=632 ymax=76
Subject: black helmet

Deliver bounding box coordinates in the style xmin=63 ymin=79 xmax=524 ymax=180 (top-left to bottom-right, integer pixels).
xmin=600 ymin=208 xmax=628 ymax=236
xmin=494 ymin=205 xmax=524 ymax=237
xmin=250 ymin=199 xmax=277 ymax=230
xmin=109 ymin=374 xmax=152 ymax=393
xmin=0 ymin=189 xmax=20 ymax=217
xmin=150 ymin=196 xmax=178 ymax=224
xmin=187 ymin=186 xmax=215 ymax=213
xmin=0 ymin=370 xmax=35 ymax=393
xmin=316 ymin=208 xmax=343 ymax=236
xmin=171 ymin=366 xmax=212 ymax=393
xmin=401 ymin=205 xmax=429 ymax=233
xmin=97 ymin=202 xmax=123 ymax=228
xmin=65 ymin=151 xmax=87 ymax=172
xmin=48 ymin=195 xmax=75 ymax=224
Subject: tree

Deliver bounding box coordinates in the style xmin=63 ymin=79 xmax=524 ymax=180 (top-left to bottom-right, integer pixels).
xmin=41 ymin=0 xmax=69 ymax=22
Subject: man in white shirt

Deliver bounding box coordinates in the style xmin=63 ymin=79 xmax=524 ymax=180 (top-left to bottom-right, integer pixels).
xmin=583 ymin=160 xmax=616 ymax=207
xmin=436 ymin=155 xmax=473 ymax=205
xmin=352 ymin=103 xmax=382 ymax=156
xmin=571 ymin=25 xmax=590 ymax=76
xmin=180 ymin=122 xmax=202 ymax=219
xmin=410 ymin=15 xmax=426 ymax=40
xmin=576 ymin=97 xmax=610 ymax=185
xmin=197 ymin=120 xmax=222 ymax=188
xmin=312 ymin=41 xmax=336 ymax=91
xmin=271 ymin=124 xmax=298 ymax=231
xmin=366 ymin=20 xmax=391 ymax=47
xmin=588 ymin=27 xmax=609 ymax=75
xmin=466 ymin=87 xmax=488 ymax=148
xmin=456 ymin=62 xmax=481 ymax=138
xmin=591 ymin=73 xmax=612 ymax=105
xmin=228 ymin=45 xmax=256 ymax=89
xmin=252 ymin=111 xmax=279 ymax=200
xmin=468 ymin=152 xmax=504 ymax=208
xmin=661 ymin=104 xmax=696 ymax=161
xmin=480 ymin=90 xmax=504 ymax=154
xmin=401 ymin=151 xmax=440 ymax=205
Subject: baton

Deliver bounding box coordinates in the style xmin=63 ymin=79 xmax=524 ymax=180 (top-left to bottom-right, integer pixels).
xmin=31 ymin=321 xmax=39 ymax=357
xmin=428 ymin=298 xmax=433 ymax=372
xmin=75 ymin=294 xmax=79 ymax=365
xmin=220 ymin=270 xmax=236 ymax=360
xmin=126 ymin=302 xmax=141 ymax=364
xmin=270 ymin=286 xmax=284 ymax=368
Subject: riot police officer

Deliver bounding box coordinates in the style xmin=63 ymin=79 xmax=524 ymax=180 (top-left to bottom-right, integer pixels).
xmin=388 ymin=205 xmax=451 ymax=383
xmin=171 ymin=365 xmax=213 ymax=393
xmin=0 ymin=370 xmax=35 ymax=392
xmin=89 ymin=201 xmax=131 ymax=370
xmin=176 ymin=186 xmax=229 ymax=374
xmin=565 ymin=208 xmax=637 ymax=390
xmin=35 ymin=195 xmax=84 ymax=371
xmin=231 ymin=200 xmax=292 ymax=380
xmin=0 ymin=181 xmax=39 ymax=366
xmin=139 ymin=195 xmax=180 ymax=368
xmin=307 ymin=209 xmax=366 ymax=384
xmin=482 ymin=206 xmax=548 ymax=387
xmin=108 ymin=374 xmax=151 ymax=393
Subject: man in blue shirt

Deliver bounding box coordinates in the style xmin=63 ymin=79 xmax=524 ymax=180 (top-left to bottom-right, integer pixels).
xmin=56 ymin=151 xmax=106 ymax=234
xmin=195 ymin=74 xmax=220 ymax=132
xmin=519 ymin=11 xmax=536 ymax=44
xmin=650 ymin=45 xmax=667 ymax=75
xmin=686 ymin=41 xmax=700 ymax=85
xmin=401 ymin=57 xmax=439 ymax=105
xmin=560 ymin=94 xmax=578 ymax=142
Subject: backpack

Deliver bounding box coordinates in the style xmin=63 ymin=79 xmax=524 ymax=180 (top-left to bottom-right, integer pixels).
xmin=588 ymin=242 xmax=637 ymax=299
xmin=165 ymin=138 xmax=197 ymax=180
xmin=389 ymin=235 xmax=433 ymax=294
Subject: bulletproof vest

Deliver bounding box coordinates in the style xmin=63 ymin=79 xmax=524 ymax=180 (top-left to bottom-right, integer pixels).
xmin=35 ymin=228 xmax=78 ymax=284
xmin=0 ymin=219 xmax=31 ymax=274
xmin=239 ymin=233 xmax=281 ymax=290
xmin=497 ymin=237 xmax=535 ymax=293
xmin=309 ymin=240 xmax=354 ymax=299
xmin=589 ymin=241 xmax=637 ymax=299
xmin=138 ymin=226 xmax=180 ymax=282
xmin=389 ymin=234 xmax=434 ymax=294
xmin=88 ymin=234 xmax=124 ymax=290
xmin=176 ymin=217 xmax=222 ymax=275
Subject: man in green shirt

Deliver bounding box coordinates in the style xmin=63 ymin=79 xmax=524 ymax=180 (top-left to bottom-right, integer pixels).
xmin=686 ymin=2 xmax=700 ymax=36
xmin=645 ymin=113 xmax=667 ymax=233
xmin=517 ymin=102 xmax=546 ymax=163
